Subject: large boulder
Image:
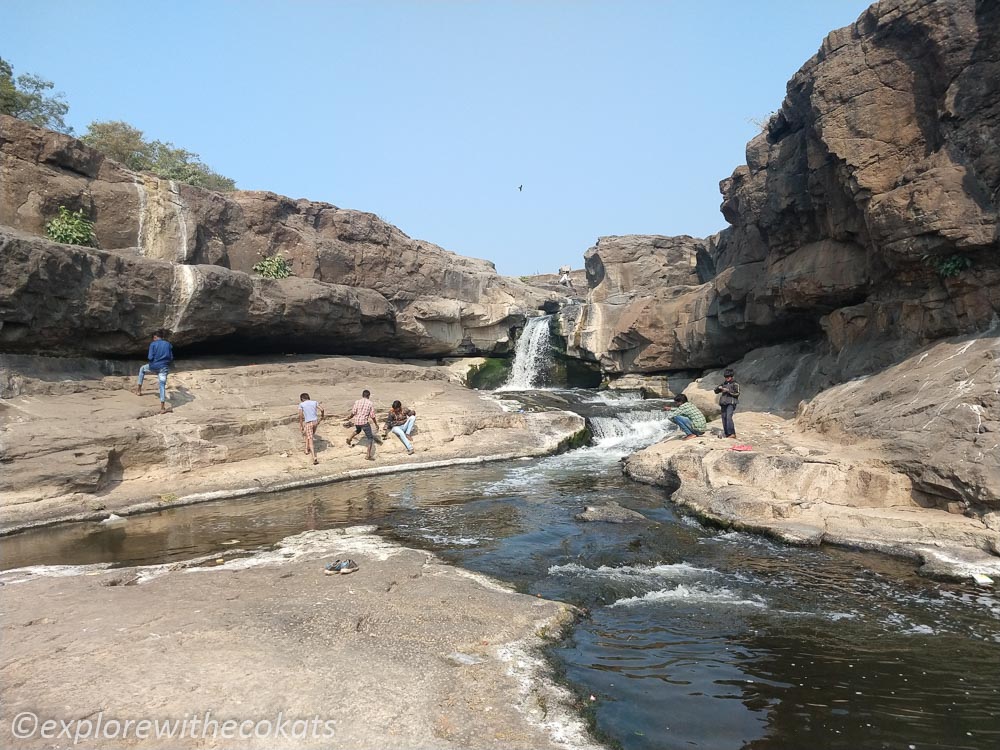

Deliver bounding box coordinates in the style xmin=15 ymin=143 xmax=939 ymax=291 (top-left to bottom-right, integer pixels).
xmin=799 ymin=330 xmax=1000 ymax=511
xmin=557 ymin=236 xmax=745 ymax=372
xmin=583 ymin=234 xmax=709 ymax=303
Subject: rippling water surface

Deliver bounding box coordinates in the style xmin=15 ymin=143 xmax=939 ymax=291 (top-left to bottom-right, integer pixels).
xmin=4 ymin=391 xmax=998 ymax=749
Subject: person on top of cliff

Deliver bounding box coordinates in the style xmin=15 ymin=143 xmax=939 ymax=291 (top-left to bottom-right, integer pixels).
xmin=382 ymin=400 xmax=417 ymax=455
xmin=714 ymin=369 xmax=740 ymax=439
xmin=342 ymin=389 xmax=378 ymax=460
xmin=134 ymin=330 xmax=173 ymax=414
xmin=298 ymin=392 xmax=325 ymax=465
xmin=663 ymin=394 xmax=707 ymax=440
xmin=558 ymin=265 xmax=575 ymax=289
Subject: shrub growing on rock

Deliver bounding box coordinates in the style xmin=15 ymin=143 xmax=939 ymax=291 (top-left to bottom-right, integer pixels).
xmin=252 ymin=254 xmax=293 ymax=279
xmin=927 ymin=254 xmax=973 ymax=279
xmin=45 ymin=206 xmax=96 ymax=247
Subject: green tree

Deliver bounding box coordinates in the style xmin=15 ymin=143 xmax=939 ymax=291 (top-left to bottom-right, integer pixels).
xmin=81 ymin=120 xmax=236 ymax=192
xmin=148 ymin=140 xmax=236 ymax=191
xmin=80 ymin=120 xmax=152 ymax=170
xmin=0 ymin=57 xmax=72 ymax=133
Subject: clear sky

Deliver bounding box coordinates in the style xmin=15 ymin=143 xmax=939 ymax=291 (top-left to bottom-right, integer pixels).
xmin=2 ymin=1 xmax=873 ymax=276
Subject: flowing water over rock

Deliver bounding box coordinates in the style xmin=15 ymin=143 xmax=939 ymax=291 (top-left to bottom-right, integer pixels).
xmin=3 ymin=391 xmax=998 ymax=749
xmin=498 ymin=314 xmax=554 ymax=391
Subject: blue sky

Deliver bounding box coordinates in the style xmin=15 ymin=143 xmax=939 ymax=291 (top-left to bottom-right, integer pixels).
xmin=2 ymin=1 xmax=873 ymax=276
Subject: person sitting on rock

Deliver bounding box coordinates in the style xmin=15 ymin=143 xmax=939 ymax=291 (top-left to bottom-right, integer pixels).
xmin=342 ymin=389 xmax=378 ymax=460
xmin=714 ymin=368 xmax=740 ymax=439
xmin=382 ymin=400 xmax=416 ymax=455
xmin=134 ymin=330 xmax=173 ymax=414
xmin=663 ymin=394 xmax=707 ymax=440
xmin=297 ymin=392 xmax=325 ymax=465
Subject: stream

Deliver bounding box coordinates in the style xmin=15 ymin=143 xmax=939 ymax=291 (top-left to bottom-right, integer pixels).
xmin=3 ymin=388 xmax=998 ymax=750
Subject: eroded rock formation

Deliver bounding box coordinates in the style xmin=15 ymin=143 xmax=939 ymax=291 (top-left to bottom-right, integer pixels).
xmin=560 ymin=0 xmax=999 ymax=375
xmin=0 ymin=115 xmax=554 ymax=358
xmin=554 ymin=0 xmax=1000 ymax=519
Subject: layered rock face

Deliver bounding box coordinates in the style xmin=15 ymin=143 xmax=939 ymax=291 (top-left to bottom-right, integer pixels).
xmin=0 ymin=229 xmax=395 ymax=356
xmin=0 ymin=115 xmax=552 ymax=357
xmin=561 ymin=0 xmax=999 ymax=375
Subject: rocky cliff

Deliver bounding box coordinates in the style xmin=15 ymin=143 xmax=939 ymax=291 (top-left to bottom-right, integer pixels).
xmin=561 ymin=0 xmax=998 ymax=376
xmin=555 ymin=0 xmax=1000 ymax=517
xmin=0 ymin=115 xmax=555 ymax=358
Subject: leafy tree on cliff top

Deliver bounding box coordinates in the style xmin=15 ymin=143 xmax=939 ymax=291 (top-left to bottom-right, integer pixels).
xmin=82 ymin=120 xmax=236 ymax=192
xmin=0 ymin=56 xmax=72 ymax=133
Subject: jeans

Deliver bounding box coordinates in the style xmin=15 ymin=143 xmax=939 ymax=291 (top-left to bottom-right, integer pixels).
xmin=391 ymin=415 xmax=416 ymax=451
xmin=670 ymin=414 xmax=701 ymax=436
xmin=138 ymin=364 xmax=169 ymax=402
xmin=721 ymin=403 xmax=737 ymax=437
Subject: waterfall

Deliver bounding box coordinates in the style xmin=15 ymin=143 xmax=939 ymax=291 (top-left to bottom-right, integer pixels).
xmin=169 ymin=180 xmax=189 ymax=263
xmin=497 ymin=315 xmax=553 ymax=391
xmin=169 ymin=264 xmax=199 ymax=334
xmin=133 ymin=175 xmax=148 ymax=256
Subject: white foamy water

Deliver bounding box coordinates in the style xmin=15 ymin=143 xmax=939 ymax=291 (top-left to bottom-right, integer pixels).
xmin=588 ymin=410 xmax=675 ymax=451
xmin=480 ymin=409 xmax=675 ymax=496
xmin=421 ymin=533 xmax=488 ymax=547
xmin=498 ymin=316 xmax=553 ymax=391
xmin=611 ymin=583 xmax=768 ymax=609
xmin=548 ymin=562 xmax=714 ymax=583
xmin=581 ymin=391 xmax=643 ymax=404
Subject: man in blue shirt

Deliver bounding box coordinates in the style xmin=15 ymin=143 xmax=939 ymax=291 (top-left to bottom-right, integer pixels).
xmin=134 ymin=330 xmax=174 ymax=413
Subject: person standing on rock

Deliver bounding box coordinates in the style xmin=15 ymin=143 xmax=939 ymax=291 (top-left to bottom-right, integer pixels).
xmin=714 ymin=369 xmax=740 ymax=439
xmin=344 ymin=389 xmax=378 ymax=460
xmin=382 ymin=400 xmax=417 ymax=455
xmin=663 ymin=394 xmax=707 ymax=440
xmin=298 ymin=393 xmax=325 ymax=465
xmin=134 ymin=330 xmax=173 ymax=414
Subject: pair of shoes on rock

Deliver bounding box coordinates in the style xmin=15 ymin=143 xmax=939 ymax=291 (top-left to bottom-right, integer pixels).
xmin=345 ymin=437 xmax=353 ymax=447
xmin=324 ymin=559 xmax=359 ymax=575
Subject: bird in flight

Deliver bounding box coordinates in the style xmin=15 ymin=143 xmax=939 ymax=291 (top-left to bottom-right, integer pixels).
xmin=518 ymin=185 xmax=523 ymax=192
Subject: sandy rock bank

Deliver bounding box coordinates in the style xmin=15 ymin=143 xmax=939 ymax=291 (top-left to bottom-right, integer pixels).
xmin=0 ymin=527 xmax=600 ymax=750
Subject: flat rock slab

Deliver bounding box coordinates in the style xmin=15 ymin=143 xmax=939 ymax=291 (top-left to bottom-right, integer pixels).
xmin=0 ymin=354 xmax=586 ymax=532
xmin=0 ymin=527 xmax=600 ymax=750
xmin=623 ymin=412 xmax=1000 ymax=581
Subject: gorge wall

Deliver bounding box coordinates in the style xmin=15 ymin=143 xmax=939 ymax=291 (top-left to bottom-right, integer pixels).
xmin=555 ymin=0 xmax=999 ymax=514
xmin=559 ymin=0 xmax=998 ymax=381
xmin=0 ymin=115 xmax=556 ymax=358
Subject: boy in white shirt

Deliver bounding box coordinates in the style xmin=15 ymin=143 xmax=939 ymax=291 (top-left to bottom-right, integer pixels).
xmin=298 ymin=393 xmax=325 ymax=465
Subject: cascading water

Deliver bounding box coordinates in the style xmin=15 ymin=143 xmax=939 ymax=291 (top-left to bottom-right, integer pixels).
xmin=587 ymin=406 xmax=676 ymax=452
xmin=497 ymin=315 xmax=553 ymax=391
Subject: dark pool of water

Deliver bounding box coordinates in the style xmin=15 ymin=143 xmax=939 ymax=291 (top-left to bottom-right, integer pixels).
xmin=3 ymin=397 xmax=999 ymax=750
